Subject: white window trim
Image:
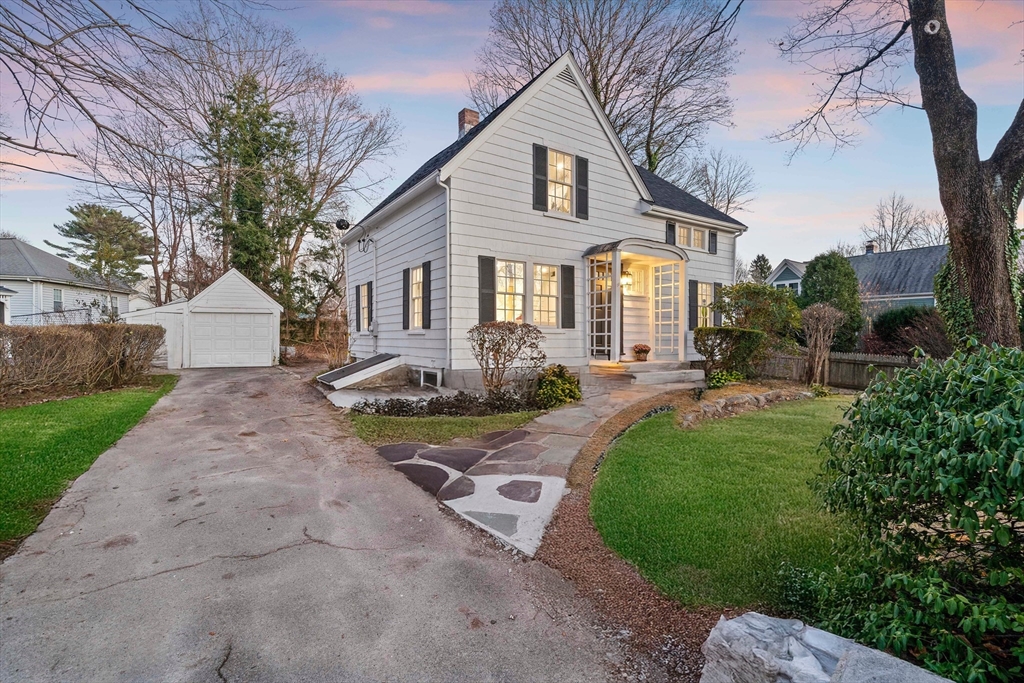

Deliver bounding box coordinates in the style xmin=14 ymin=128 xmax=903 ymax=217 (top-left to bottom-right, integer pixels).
xmin=677 ymin=225 xmax=710 ymax=253
xmin=409 ymin=265 xmax=424 ymax=330
xmin=532 ymin=263 xmax=560 ymax=328
xmin=546 ymin=148 xmax=574 ymax=217
xmin=495 ymin=258 xmax=526 ymax=324
xmin=697 ymin=282 xmax=714 ymax=328
xmin=359 ymin=286 xmax=370 ymax=333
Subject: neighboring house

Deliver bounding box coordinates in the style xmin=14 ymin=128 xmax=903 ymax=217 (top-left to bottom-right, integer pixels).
xmin=129 ymin=275 xmax=187 ymax=312
xmin=765 ymin=259 xmax=807 ymax=295
xmin=0 ymin=285 xmax=15 ymax=325
xmin=0 ymin=238 xmax=131 ymax=324
xmin=341 ymin=53 xmax=746 ymax=389
xmin=766 ymin=243 xmax=949 ymax=318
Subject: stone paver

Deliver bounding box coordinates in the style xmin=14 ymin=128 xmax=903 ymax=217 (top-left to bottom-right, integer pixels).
xmin=373 ymin=378 xmax=702 ymax=555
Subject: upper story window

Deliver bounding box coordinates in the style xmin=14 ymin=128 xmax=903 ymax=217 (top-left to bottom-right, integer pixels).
xmin=547 ymin=150 xmax=573 ymax=214
xmin=410 ymin=265 xmax=424 ymax=329
xmin=496 ymin=259 xmax=525 ymax=323
xmin=532 ymin=264 xmax=558 ymax=326
xmin=53 ymin=288 xmax=63 ymax=312
xmin=677 ymin=225 xmax=708 ymax=251
xmin=697 ymin=282 xmax=714 ymax=328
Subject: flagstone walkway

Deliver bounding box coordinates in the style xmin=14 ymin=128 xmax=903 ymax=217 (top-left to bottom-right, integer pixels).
xmin=375 ymin=380 xmax=702 ymax=554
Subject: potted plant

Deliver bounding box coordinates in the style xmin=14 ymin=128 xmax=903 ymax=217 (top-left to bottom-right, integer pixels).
xmin=633 ymin=343 xmax=651 ymax=361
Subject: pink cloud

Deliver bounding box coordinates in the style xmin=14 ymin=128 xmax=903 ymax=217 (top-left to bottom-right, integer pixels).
xmin=367 ymin=16 xmax=395 ymax=29
xmin=348 ymin=70 xmax=467 ymax=95
xmin=331 ymin=0 xmax=455 ymax=16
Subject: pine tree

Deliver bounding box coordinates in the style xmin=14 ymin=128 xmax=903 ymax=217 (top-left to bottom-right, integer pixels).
xmin=750 ymin=254 xmax=772 ymax=284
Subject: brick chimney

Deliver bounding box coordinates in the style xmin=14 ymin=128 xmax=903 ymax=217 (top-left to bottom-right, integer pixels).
xmin=458 ymin=108 xmax=479 ymax=138
xmin=864 ymin=240 xmax=878 ymax=255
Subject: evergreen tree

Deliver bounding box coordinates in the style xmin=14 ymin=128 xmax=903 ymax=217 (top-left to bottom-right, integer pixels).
xmin=750 ymin=254 xmax=772 ymax=284
xmin=46 ymin=204 xmax=148 ymax=321
xmin=796 ymin=251 xmax=864 ymax=351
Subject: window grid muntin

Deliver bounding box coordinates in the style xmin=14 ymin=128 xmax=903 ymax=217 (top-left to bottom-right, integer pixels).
xmin=653 ymin=264 xmax=680 ymax=357
xmin=587 ymin=254 xmax=613 ymax=359
xmin=53 ymin=288 xmax=63 ymax=312
xmin=496 ymin=259 xmax=525 ymax=323
xmin=410 ymin=266 xmax=423 ymax=329
xmin=533 ymin=264 xmax=559 ymax=326
xmin=547 ymin=150 xmax=573 ymax=214
xmin=698 ymin=282 xmax=713 ymax=328
xmin=360 ymin=286 xmax=370 ymax=330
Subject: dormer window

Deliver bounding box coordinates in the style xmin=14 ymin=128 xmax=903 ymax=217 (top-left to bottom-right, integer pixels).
xmin=547 ymin=150 xmax=573 ymax=214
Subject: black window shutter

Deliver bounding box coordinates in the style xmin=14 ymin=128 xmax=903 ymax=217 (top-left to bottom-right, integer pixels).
xmin=666 ymin=221 xmax=676 ymax=245
xmin=421 ymin=260 xmax=431 ymax=329
xmin=402 ymin=268 xmax=410 ymax=330
xmin=354 ymin=284 xmax=361 ymax=332
xmin=366 ymin=281 xmax=373 ymax=325
xmin=575 ymin=156 xmax=589 ymax=220
xmin=533 ymin=144 xmax=548 ymax=212
xmin=713 ymin=282 xmax=723 ymax=326
xmin=688 ymin=279 xmax=698 ymax=330
xmin=479 ymin=256 xmax=496 ymax=323
xmin=709 ymin=230 xmax=718 ymax=255
xmin=560 ymin=264 xmax=575 ymax=329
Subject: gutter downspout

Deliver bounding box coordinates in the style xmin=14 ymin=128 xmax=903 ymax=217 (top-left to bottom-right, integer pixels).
xmin=436 ymin=175 xmax=452 ymax=382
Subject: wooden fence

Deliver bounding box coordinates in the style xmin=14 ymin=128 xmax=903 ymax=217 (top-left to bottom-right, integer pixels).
xmin=761 ymin=351 xmax=920 ymax=389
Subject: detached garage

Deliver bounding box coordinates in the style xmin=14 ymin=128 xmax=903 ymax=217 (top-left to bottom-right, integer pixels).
xmin=124 ymin=269 xmax=282 ymax=369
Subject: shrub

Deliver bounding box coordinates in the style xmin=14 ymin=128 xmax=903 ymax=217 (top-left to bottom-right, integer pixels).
xmin=0 ymin=324 xmax=164 ymax=398
xmin=797 ymin=251 xmax=864 ymax=351
xmin=693 ymin=327 xmax=767 ymax=377
xmin=897 ymin=308 xmax=953 ymax=359
xmin=467 ymin=321 xmax=546 ymax=393
xmin=809 ymin=383 xmax=831 ymax=397
xmin=351 ymin=389 xmax=539 ymax=417
xmin=873 ymin=305 xmax=931 ymax=345
xmin=535 ymin=364 xmax=581 ymax=409
xmin=706 ymin=370 xmax=743 ymax=389
xmin=808 ymin=342 xmax=1024 ymax=682
xmin=802 ymin=303 xmax=845 ymax=385
xmin=713 ymin=282 xmax=801 ymax=354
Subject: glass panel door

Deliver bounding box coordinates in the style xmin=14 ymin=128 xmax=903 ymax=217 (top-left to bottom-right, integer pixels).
xmin=587 ymin=254 xmax=613 ymax=360
xmin=652 ymin=263 xmax=680 ymax=358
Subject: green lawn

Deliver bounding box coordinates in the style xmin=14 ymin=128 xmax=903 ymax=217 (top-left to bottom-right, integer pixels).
xmin=0 ymin=375 xmax=177 ymax=548
xmin=351 ymin=411 xmax=542 ymax=446
xmin=591 ymin=396 xmax=850 ymax=609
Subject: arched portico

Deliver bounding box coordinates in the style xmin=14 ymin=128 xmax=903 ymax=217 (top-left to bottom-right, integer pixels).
xmin=583 ymin=239 xmax=689 ymax=363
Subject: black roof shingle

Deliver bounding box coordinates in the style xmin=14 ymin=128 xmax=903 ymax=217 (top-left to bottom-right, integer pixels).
xmin=634 ymin=165 xmax=746 ymax=228
xmin=848 ymin=244 xmax=948 ymax=297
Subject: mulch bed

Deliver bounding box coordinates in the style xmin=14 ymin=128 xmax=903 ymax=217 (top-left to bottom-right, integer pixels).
xmin=536 ymin=380 xmax=811 ymax=682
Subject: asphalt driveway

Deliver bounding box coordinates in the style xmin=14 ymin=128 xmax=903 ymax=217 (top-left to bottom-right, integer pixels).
xmin=0 ymin=368 xmax=620 ymax=682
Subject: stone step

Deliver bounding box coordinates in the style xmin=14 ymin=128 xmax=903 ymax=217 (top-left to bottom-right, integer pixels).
xmin=630 ymin=369 xmax=705 ymax=385
xmin=623 ymin=361 xmax=684 ymax=373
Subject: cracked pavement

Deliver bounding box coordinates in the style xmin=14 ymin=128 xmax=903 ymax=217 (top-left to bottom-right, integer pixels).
xmin=0 ymin=368 xmax=622 ymax=682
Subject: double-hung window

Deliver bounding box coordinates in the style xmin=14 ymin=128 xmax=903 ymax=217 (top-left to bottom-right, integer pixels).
xmin=410 ymin=265 xmax=423 ymax=329
xmin=360 ymin=286 xmax=370 ymax=330
xmin=532 ymin=264 xmax=558 ymax=326
xmin=496 ymin=259 xmax=525 ymax=323
xmin=547 ymin=150 xmax=573 ymax=214
xmin=697 ymin=282 xmax=714 ymax=328
xmin=53 ymin=289 xmax=63 ymax=312
xmin=677 ymin=225 xmax=707 ymax=250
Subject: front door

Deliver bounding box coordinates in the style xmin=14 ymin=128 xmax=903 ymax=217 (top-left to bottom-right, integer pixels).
xmin=652 ymin=263 xmax=680 ymax=359
xmin=587 ymin=253 xmax=614 ymax=360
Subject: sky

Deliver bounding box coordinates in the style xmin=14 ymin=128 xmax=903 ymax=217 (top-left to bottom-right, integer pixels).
xmin=1 ymin=0 xmax=1022 ymax=270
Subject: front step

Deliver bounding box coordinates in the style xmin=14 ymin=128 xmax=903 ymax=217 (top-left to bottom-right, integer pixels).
xmin=622 ymin=361 xmax=684 ymax=373
xmin=629 ymin=369 xmax=705 ymax=385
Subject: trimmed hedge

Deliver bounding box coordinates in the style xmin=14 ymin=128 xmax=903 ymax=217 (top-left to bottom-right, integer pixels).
xmin=693 ymin=327 xmax=767 ymax=377
xmin=0 ymin=324 xmax=165 ymax=397
xmin=351 ymin=389 xmax=540 ymax=418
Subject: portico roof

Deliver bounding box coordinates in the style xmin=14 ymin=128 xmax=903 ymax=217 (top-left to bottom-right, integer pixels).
xmin=583 ymin=238 xmax=690 ymax=261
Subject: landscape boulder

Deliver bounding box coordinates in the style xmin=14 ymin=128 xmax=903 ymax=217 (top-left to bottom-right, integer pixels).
xmin=700 ymin=612 xmax=952 ymax=683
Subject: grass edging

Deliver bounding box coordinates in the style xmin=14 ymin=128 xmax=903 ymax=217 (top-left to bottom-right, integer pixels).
xmin=350 ymin=410 xmax=542 ymax=446
xmin=0 ymin=374 xmax=177 ymax=559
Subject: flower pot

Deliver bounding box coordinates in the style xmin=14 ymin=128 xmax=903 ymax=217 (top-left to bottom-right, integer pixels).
xmin=635 ymin=352 xmax=649 ymax=362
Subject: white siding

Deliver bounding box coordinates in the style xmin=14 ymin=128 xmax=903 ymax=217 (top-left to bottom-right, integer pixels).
xmin=0 ymin=280 xmax=36 ymax=319
xmin=0 ymin=279 xmax=128 ymax=324
xmin=446 ymin=73 xmax=738 ymax=369
xmin=348 ymin=187 xmax=447 ymax=368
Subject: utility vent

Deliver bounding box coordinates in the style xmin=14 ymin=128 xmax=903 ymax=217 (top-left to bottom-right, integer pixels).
xmin=420 ymin=369 xmax=441 ymax=388
xmin=556 ymin=66 xmax=577 ymax=86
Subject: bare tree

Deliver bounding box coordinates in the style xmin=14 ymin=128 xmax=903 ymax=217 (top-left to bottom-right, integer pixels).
xmin=915 ymin=209 xmax=948 ymax=247
xmin=469 ymin=0 xmax=742 ymax=173
xmin=832 ymin=240 xmax=861 ymax=257
xmin=0 ymin=0 xmax=246 ymax=164
xmin=671 ymin=146 xmax=756 ymax=213
xmin=775 ymin=0 xmax=1023 ymax=346
xmin=735 ymin=256 xmax=750 ymax=282
xmin=862 ymin=192 xmax=926 ymax=252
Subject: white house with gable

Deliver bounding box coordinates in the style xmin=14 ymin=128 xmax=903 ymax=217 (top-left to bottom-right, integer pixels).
xmin=339 ymin=53 xmax=747 ymax=389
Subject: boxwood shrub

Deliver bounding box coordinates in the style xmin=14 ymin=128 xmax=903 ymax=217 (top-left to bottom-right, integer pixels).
xmin=693 ymin=326 xmax=767 ymax=377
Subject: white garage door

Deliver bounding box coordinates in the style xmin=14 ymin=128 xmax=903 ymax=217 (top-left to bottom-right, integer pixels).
xmin=190 ymin=312 xmax=275 ymax=367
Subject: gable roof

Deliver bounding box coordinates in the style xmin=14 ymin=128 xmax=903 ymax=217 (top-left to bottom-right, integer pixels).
xmin=849 ymin=244 xmax=948 ymax=297
xmin=359 ymin=53 xmax=656 ymax=226
xmin=187 ymin=268 xmax=283 ymax=312
xmin=766 ymin=258 xmax=808 ymax=284
xmin=634 ymin=166 xmax=746 ymax=228
xmin=0 ymin=238 xmax=132 ymax=293
xmin=0 ymin=285 xmax=17 ymax=295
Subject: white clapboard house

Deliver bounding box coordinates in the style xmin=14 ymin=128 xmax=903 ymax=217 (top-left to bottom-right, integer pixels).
xmin=335 ymin=53 xmax=746 ymax=390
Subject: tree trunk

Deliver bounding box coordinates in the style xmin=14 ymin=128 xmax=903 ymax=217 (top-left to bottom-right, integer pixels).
xmin=910 ymin=0 xmax=1023 ymax=346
